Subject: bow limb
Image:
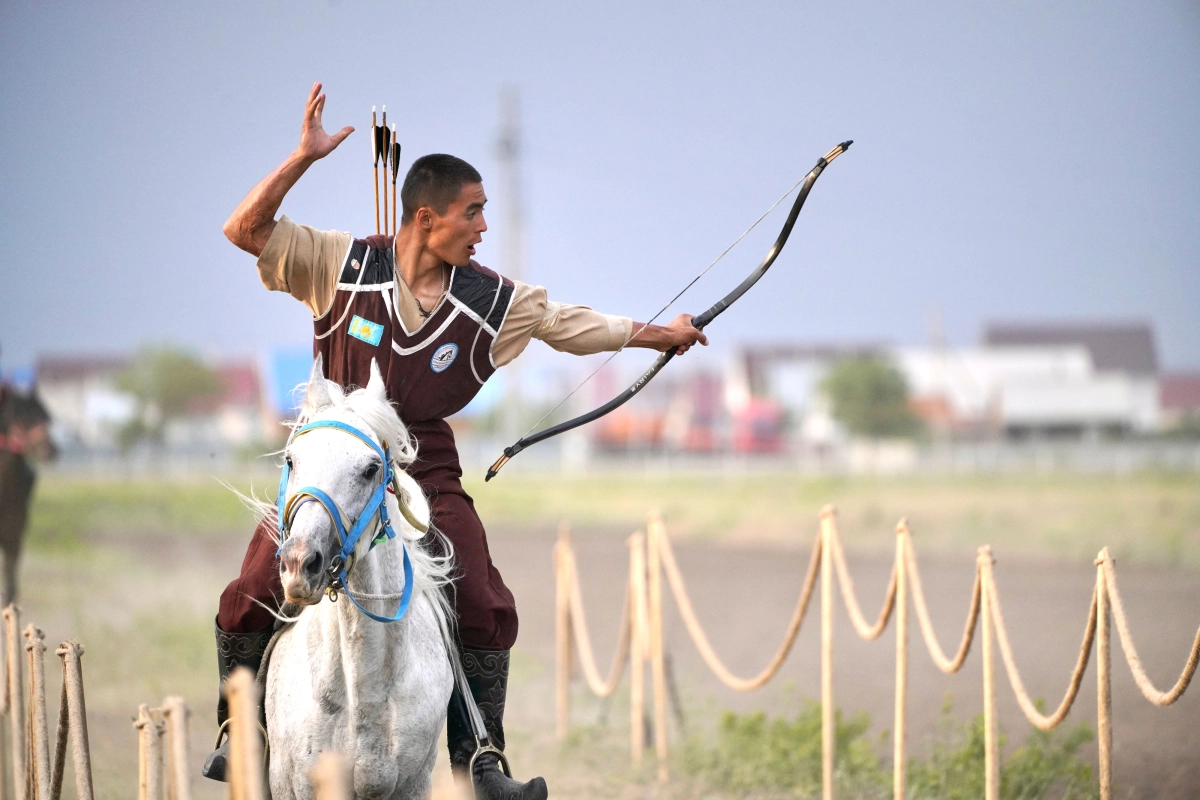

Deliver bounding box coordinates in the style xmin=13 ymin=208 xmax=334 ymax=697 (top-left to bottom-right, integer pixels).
xmin=485 ymin=140 xmax=853 ymax=481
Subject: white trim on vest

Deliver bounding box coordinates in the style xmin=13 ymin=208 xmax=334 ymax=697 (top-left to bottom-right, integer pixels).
xmin=313 ymin=237 xmax=358 ymax=322
xmin=316 ymin=246 xmax=373 ymax=339
xmin=390 ymin=308 xmax=461 ymax=356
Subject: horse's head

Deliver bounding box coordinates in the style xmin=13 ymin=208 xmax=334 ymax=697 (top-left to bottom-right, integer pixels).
xmin=0 ymin=384 xmax=57 ymax=463
xmin=277 ymin=356 xmax=413 ymax=606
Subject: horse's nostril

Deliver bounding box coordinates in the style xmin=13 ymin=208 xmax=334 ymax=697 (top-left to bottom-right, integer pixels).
xmin=302 ymin=551 xmax=323 ymax=577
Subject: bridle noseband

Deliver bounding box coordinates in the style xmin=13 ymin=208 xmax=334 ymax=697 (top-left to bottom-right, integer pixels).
xmin=276 ymin=419 xmax=427 ymax=623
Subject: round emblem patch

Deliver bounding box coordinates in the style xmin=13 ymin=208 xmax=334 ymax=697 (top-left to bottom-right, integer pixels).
xmin=430 ymin=343 xmax=459 ymax=373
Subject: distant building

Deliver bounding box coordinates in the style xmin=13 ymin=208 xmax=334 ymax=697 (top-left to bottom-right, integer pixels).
xmin=983 ymin=322 xmax=1157 ymax=375
xmin=35 ymin=355 xmax=132 ymax=450
xmin=1160 ymin=374 xmax=1200 ymax=432
xmin=36 ymin=352 xmax=275 ymax=454
xmin=979 ymin=322 xmax=1160 ymax=436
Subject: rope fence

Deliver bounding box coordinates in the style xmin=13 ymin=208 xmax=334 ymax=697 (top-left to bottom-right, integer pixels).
xmin=554 ymin=506 xmax=1200 ymax=800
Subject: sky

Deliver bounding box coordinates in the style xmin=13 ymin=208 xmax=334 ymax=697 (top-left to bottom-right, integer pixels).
xmin=2 ymin=1 xmax=1198 ymax=373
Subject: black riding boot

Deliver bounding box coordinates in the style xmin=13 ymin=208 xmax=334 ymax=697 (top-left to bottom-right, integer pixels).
xmin=446 ymin=648 xmax=548 ymax=800
xmin=201 ymin=621 xmax=273 ymax=782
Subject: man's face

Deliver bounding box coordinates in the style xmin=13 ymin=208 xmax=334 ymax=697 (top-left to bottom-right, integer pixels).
xmin=428 ymin=183 xmax=488 ymax=266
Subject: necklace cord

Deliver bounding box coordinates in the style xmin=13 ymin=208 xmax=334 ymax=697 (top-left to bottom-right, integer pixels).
xmin=415 ymin=265 xmax=446 ymax=319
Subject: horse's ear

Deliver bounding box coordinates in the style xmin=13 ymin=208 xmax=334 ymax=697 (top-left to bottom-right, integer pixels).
xmin=366 ymin=359 xmax=387 ymax=403
xmin=307 ymin=354 xmax=332 ymax=412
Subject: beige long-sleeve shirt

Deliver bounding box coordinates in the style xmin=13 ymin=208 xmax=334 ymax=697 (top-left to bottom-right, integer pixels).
xmin=256 ymin=216 xmax=633 ymax=366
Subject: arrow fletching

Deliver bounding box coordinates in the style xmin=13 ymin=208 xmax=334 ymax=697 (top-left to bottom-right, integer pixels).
xmin=371 ymin=106 xmax=379 ymax=165
xmin=391 ymin=126 xmax=401 ymax=182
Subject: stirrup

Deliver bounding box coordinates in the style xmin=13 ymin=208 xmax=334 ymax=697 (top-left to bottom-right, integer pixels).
xmin=212 ymin=718 xmax=231 ymax=750
xmin=211 ymin=716 xmax=268 ymax=749
xmin=468 ymin=736 xmax=512 ymax=779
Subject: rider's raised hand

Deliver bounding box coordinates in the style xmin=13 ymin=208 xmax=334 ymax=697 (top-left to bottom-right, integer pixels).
xmin=297 ymin=82 xmax=354 ymax=162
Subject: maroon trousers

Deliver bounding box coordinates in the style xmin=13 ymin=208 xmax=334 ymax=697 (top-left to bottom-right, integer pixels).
xmin=216 ymin=420 xmax=519 ymax=651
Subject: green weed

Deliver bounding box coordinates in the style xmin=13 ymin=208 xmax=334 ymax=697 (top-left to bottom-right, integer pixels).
xmin=908 ymin=699 xmax=1097 ymax=800
xmin=677 ymin=699 xmax=1097 ymax=800
xmin=679 ymin=702 xmax=888 ymax=798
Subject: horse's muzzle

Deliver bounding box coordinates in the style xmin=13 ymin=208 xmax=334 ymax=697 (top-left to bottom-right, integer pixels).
xmin=279 ymin=538 xmax=329 ymax=605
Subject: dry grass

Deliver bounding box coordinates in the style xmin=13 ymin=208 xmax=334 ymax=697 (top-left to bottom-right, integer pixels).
xmin=10 ymin=469 xmax=1198 ymax=799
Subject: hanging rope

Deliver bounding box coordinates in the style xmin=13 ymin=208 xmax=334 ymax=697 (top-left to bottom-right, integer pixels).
xmin=983 ymin=558 xmax=1099 ymax=731
xmin=552 ymin=509 xmax=1200 ymax=800
xmin=826 ymin=515 xmax=896 ymax=640
xmin=902 ymin=526 xmax=980 ymax=674
xmin=656 ymin=521 xmax=821 ymax=692
xmin=1100 ymin=550 xmax=1200 ymax=706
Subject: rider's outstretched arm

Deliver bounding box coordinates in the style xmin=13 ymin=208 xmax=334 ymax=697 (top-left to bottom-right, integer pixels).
xmin=223 ymin=82 xmax=354 ymax=257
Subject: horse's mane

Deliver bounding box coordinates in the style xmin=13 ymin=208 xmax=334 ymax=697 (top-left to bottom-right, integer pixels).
xmin=236 ymin=377 xmax=456 ymax=642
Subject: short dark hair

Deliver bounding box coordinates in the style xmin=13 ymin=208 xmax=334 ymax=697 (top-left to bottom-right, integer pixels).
xmin=400 ymin=154 xmax=483 ymax=224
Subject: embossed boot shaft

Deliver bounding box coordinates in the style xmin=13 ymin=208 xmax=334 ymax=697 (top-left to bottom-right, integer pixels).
xmin=447 ymin=648 xmax=548 ymax=800
xmin=202 ymin=622 xmax=273 ymax=782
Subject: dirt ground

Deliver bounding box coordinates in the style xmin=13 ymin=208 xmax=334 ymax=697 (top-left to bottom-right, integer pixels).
xmin=494 ymin=523 xmax=1200 ymax=799
xmin=8 ymin=514 xmax=1199 ymax=799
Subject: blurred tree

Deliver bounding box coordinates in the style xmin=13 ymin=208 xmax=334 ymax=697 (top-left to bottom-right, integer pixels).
xmin=116 ymin=346 xmax=221 ymax=449
xmin=821 ymin=355 xmax=923 ymax=439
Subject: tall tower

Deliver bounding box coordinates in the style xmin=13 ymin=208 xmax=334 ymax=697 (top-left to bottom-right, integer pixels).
xmin=496 ymin=87 xmax=526 ymax=442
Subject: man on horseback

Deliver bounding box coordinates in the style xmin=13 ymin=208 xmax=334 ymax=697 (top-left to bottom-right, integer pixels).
xmin=208 ymin=83 xmax=706 ymax=797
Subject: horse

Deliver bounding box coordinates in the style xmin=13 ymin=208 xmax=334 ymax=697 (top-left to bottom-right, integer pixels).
xmin=263 ymin=356 xmax=456 ymax=800
xmin=0 ymin=382 xmax=57 ymax=605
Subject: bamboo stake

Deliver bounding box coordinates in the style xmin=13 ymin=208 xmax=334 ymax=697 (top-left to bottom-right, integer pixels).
xmin=24 ymin=626 xmax=49 ymax=800
xmin=2 ymin=607 xmax=23 ymax=800
xmin=49 ymin=665 xmax=67 ymax=800
xmin=1096 ymin=550 xmax=1112 ymax=800
xmin=647 ymin=514 xmax=669 ymax=781
xmin=161 ymin=698 xmax=190 ymax=800
xmin=311 ymin=752 xmax=350 ymax=800
xmin=225 ymin=668 xmax=264 ymax=800
xmin=893 ymin=522 xmax=909 ymax=800
xmin=628 ymin=532 xmax=647 ymax=765
xmin=819 ymin=508 xmax=834 ymax=800
xmin=134 ymin=706 xmax=163 ymax=800
xmin=56 ymin=642 xmax=93 ymax=800
xmin=554 ymin=524 xmax=572 ymax=741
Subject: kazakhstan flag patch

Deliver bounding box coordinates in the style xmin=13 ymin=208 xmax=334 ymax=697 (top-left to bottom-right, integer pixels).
xmin=348 ymin=315 xmax=384 ymax=346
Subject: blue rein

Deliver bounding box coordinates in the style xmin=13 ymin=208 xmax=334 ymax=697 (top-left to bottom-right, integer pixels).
xmin=276 ymin=419 xmax=415 ymax=624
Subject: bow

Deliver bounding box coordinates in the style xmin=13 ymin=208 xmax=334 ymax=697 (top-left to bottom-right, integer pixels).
xmin=485 ymin=140 xmax=853 ymax=481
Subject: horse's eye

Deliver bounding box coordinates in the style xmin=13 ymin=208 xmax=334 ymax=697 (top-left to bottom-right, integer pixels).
xmin=362 ymin=462 xmax=380 ymax=480
xmin=285 ymin=454 xmax=294 ymax=469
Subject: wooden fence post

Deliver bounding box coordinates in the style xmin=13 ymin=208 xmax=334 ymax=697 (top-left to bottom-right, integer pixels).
xmin=628 ymin=532 xmax=647 ymax=766
xmin=162 ymin=698 xmax=191 ymax=800
xmin=2 ymin=606 xmax=23 ymax=800
xmin=893 ymin=522 xmax=909 ymax=800
xmin=134 ymin=705 xmax=164 ymax=800
xmin=225 ymin=668 xmax=264 ymax=800
xmin=554 ymin=525 xmax=572 ymax=742
xmin=647 ymin=513 xmax=668 ymax=781
xmin=1095 ymin=550 xmax=1112 ymax=800
xmin=979 ymin=548 xmax=998 ymax=800
xmin=819 ymin=508 xmax=835 ymax=800
xmin=24 ymin=626 xmax=49 ymax=800
xmin=310 ymin=752 xmax=350 ymax=800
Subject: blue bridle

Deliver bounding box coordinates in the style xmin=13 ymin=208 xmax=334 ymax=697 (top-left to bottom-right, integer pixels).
xmin=275 ymin=419 xmax=416 ymax=624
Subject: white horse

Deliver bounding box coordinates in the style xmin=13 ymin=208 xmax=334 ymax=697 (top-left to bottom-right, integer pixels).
xmin=264 ymin=358 xmax=455 ymax=800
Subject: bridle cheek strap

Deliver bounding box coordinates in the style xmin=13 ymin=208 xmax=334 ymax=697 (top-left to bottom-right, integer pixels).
xmin=275 ymin=419 xmax=418 ymax=623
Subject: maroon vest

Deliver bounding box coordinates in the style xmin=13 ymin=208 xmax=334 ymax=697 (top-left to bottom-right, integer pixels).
xmin=313 ymin=235 xmax=514 ymax=481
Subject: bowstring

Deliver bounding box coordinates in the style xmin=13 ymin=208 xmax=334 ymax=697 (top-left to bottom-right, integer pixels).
xmin=515 ymin=174 xmax=809 ymax=441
